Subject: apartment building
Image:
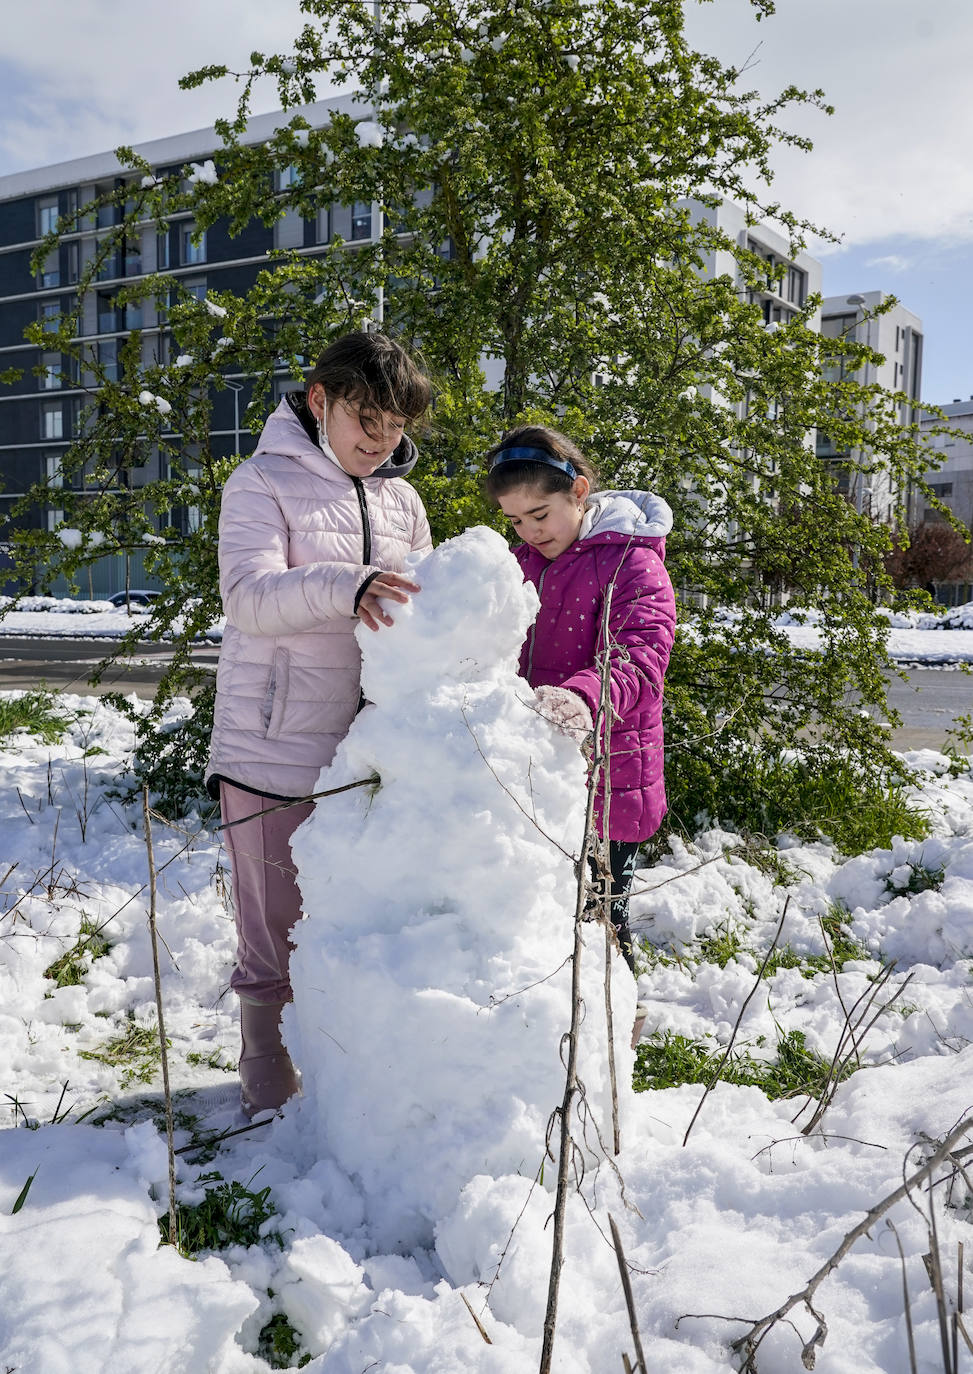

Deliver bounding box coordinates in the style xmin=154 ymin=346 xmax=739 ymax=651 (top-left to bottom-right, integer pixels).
xmin=0 ymin=94 xmax=373 ymax=596
xmin=817 ymin=291 xmax=924 ymax=525
xmin=685 ymin=197 xmax=824 ymax=337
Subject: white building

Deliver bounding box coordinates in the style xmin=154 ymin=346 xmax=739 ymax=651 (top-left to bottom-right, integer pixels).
xmin=920 ymin=396 xmax=973 ymax=530
xmin=684 ymin=197 xmax=823 ymax=333
xmin=817 ymin=291 xmax=924 ymax=524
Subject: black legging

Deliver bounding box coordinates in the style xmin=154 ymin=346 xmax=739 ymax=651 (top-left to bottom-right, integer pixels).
xmin=588 ymin=840 xmax=641 ymax=972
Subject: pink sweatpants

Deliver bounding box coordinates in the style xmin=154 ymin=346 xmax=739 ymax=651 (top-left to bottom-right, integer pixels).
xmin=219 ymin=782 xmax=314 ymax=1005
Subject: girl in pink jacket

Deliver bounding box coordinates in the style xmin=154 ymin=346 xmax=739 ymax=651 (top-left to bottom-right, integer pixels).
xmin=485 ymin=425 xmax=676 ymax=992
xmin=206 ymin=332 xmax=433 ymax=1115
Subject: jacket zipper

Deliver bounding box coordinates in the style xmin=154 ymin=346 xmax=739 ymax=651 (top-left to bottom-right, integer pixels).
xmin=352 ymin=477 xmax=372 ymax=563
xmin=527 ymin=563 xmax=549 ymax=679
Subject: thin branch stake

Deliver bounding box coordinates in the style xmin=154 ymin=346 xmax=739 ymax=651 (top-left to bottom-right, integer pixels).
xmin=610 ymin=1214 xmax=647 ymax=1374
xmin=143 ymin=787 xmax=177 ymax=1248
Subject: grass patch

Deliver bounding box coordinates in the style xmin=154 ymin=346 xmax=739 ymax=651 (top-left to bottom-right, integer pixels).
xmin=885 ymin=860 xmax=946 ymax=897
xmin=697 ymin=923 xmax=745 ymax=968
xmin=257 ymin=1313 xmax=311 ymax=1369
xmin=633 ymin=1028 xmax=856 ymax=1101
xmin=43 ymin=916 xmax=111 ymax=988
xmin=0 ymin=689 xmax=72 ymax=746
xmin=158 ymin=1170 xmax=284 ymax=1256
xmin=186 ymin=1048 xmax=236 ymax=1074
xmin=79 ymin=1016 xmax=166 ymax=1087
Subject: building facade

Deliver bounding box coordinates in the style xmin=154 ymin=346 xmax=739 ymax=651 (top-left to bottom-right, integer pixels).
xmin=0 ymin=94 xmax=373 ymax=596
xmin=817 ymin=291 xmax=924 ymax=525
xmin=918 ymin=397 xmax=973 ymax=604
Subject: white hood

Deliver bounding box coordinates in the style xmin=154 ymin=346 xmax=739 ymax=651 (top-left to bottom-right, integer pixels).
xmin=580 ymin=489 xmax=673 ymax=541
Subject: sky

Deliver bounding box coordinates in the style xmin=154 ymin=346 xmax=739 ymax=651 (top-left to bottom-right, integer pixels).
xmin=1 ymin=0 xmax=971 ymax=405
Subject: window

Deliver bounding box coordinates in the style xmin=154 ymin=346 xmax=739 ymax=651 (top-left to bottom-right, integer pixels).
xmin=181 ymin=223 xmax=206 ymax=265
xmin=45 ymin=452 xmax=64 ymax=490
xmin=929 ymin=481 xmax=954 ymax=497
xmin=39 ymin=352 xmax=60 ymax=390
xmin=97 ymin=292 xmax=117 ymax=333
xmin=124 ymin=300 xmax=143 ymax=330
xmin=278 ymin=165 xmax=299 ymax=191
xmin=38 ymin=249 xmax=59 ymax=288
xmin=97 ymin=251 xmax=120 ymax=282
xmin=184 ymin=279 xmax=207 ymax=303
xmin=65 ymin=242 xmax=79 ymax=285
xmin=123 ymin=241 xmax=142 ymax=276
xmin=98 ymin=339 xmax=118 ymax=382
xmin=42 ymin=402 xmax=63 ymax=440
xmin=351 ymin=201 xmax=372 ymax=240
xmin=157 ymin=230 xmax=171 ymax=269
xmin=317 ymin=206 xmax=331 ymax=244
xmin=37 ymin=196 xmax=59 ymax=237
xmin=40 ymin=301 xmax=60 ymax=334
xmin=785 ymin=264 xmax=806 ymax=307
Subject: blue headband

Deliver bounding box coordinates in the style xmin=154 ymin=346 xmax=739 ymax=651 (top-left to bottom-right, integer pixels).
xmin=488 ymin=444 xmax=577 ymax=479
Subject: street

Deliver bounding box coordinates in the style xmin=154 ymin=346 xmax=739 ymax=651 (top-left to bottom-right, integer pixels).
xmin=0 ymin=639 xmax=967 ymax=750
xmin=0 ymin=636 xmax=220 ymax=700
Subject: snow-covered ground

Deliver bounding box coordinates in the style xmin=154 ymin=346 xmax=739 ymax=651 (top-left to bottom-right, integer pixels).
xmin=1 ymin=539 xmax=972 ymax=1373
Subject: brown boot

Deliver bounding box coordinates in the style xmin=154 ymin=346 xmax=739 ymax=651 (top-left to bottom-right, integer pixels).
xmin=238 ymin=998 xmax=300 ymax=1117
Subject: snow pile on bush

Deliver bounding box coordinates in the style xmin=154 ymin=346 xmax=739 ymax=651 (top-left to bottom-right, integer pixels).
xmin=286 ymin=525 xmax=633 ymax=1252
xmin=941 ymin=599 xmax=973 ymax=629
xmin=0 ymin=594 xmax=117 ymax=615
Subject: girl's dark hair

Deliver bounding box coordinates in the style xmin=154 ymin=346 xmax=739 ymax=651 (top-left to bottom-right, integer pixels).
xmin=484 ymin=425 xmax=599 ymax=501
xmin=306 ymin=332 xmax=432 ymax=435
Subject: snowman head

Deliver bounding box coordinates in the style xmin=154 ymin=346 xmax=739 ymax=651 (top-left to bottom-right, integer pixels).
xmin=358 ymin=525 xmax=539 ymax=704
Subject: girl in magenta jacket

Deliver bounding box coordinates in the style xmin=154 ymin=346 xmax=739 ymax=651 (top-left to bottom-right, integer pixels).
xmin=207 ymin=332 xmax=432 ymax=1115
xmin=485 ymin=425 xmax=676 ymax=979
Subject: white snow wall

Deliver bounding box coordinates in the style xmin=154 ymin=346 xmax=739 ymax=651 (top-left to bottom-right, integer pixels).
xmin=287 ymin=526 xmax=636 ymax=1251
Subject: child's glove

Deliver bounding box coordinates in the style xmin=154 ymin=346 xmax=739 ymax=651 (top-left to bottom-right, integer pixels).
xmin=534 ymin=685 xmax=593 ymax=745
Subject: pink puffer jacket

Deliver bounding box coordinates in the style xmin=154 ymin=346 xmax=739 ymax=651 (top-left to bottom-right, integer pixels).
xmin=516 ymin=490 xmax=676 ymax=843
xmin=206 ymin=394 xmax=432 ymax=799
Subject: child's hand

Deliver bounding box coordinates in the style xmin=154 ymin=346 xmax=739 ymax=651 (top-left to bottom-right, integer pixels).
xmin=534 ymin=685 xmax=593 ymax=744
xmin=357 ymin=573 xmax=421 ymax=631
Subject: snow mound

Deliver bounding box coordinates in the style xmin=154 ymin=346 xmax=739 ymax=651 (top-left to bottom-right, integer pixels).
xmin=287 ymin=526 xmax=635 ymax=1251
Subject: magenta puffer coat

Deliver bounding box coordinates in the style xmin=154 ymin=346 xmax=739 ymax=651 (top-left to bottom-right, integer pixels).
xmin=516 ymin=490 xmax=676 ymax=843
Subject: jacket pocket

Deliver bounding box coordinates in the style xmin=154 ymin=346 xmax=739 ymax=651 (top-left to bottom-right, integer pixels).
xmin=262 ymin=648 xmax=291 ymax=739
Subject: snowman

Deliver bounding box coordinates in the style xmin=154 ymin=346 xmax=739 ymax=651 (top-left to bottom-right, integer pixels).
xmin=285 ymin=526 xmax=635 ymax=1252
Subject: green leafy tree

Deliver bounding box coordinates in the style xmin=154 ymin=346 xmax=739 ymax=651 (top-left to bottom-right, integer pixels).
xmin=3 ymin=0 xmax=953 ymax=838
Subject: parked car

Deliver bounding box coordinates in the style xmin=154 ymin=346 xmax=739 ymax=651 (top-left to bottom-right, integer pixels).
xmin=108 ymin=589 xmax=161 ymax=608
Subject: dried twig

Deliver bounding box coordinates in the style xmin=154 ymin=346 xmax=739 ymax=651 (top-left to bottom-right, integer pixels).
xmin=610 ymin=1214 xmax=647 ymax=1374
xmin=214 ymin=775 xmax=378 ymax=832
xmin=796 ymin=963 xmax=914 ymax=1136
xmin=683 ymin=1115 xmax=973 ymax=1372
xmin=682 ymin=899 xmax=790 ymax=1148
xmin=143 ymin=788 xmax=177 ymax=1248
xmin=460 ymin=1291 xmax=493 ymax=1345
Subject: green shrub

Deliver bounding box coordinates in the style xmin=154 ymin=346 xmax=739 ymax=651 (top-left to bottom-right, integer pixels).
xmin=158 ymin=1169 xmax=283 ymax=1255
xmin=661 ymin=734 xmax=928 ymax=858
xmin=106 ymin=686 xmax=216 ymax=821
xmin=257 ymin=1313 xmax=311 ymax=1369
